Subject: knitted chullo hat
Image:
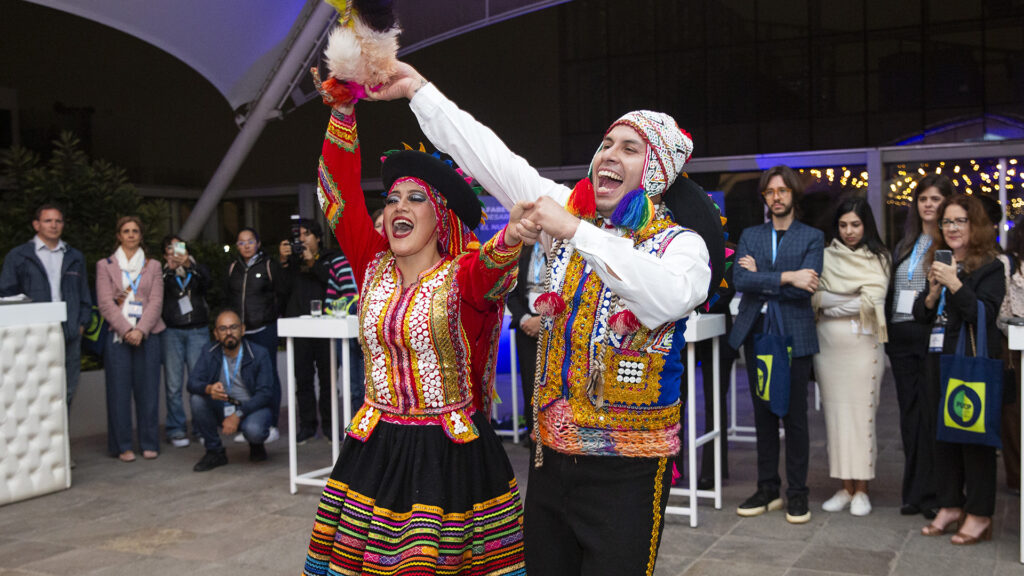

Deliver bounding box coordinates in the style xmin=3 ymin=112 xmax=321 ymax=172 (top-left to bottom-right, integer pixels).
xmin=606 ymin=110 xmax=693 ymax=198
xmin=566 ymin=110 xmax=694 ymax=232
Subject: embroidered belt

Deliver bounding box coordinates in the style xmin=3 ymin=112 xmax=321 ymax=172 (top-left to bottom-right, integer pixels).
xmin=346 ymin=402 xmax=480 ymax=444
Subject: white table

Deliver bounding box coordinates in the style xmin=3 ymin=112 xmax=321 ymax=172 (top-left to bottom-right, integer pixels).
xmin=1007 ymin=325 xmax=1024 ymax=563
xmin=0 ymin=302 xmax=69 ymax=506
xmin=666 ymin=312 xmax=726 ymax=527
xmin=277 ymin=314 xmax=359 ymax=494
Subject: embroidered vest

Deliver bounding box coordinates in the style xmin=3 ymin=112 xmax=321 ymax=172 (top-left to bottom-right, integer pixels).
xmin=347 ymin=252 xmax=479 ymax=443
xmin=535 ymin=212 xmax=690 ymax=458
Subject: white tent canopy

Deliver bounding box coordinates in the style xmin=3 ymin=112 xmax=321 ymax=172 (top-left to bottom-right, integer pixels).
xmin=23 ymin=0 xmax=571 ymax=238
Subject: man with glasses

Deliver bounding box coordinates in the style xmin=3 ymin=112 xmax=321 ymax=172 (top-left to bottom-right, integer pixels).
xmin=187 ymin=309 xmax=276 ymax=471
xmin=729 ymin=164 xmax=824 ymax=524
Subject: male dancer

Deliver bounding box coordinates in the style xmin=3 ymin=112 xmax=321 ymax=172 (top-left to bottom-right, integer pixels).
xmin=371 ymin=62 xmax=712 ymax=576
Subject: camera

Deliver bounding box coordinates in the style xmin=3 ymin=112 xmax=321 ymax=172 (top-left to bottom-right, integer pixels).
xmin=289 ymin=214 xmax=305 ymax=257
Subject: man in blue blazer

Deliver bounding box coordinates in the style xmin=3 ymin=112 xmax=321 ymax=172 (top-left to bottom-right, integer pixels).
xmin=0 ymin=204 xmax=93 ymax=410
xmin=729 ymin=165 xmax=824 ymax=524
xmin=188 ymin=309 xmax=275 ymax=471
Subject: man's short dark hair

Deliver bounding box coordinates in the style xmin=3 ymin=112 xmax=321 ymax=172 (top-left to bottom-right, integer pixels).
xmin=214 ymin=308 xmax=243 ymax=327
xmin=35 ymin=204 xmax=65 ymax=221
xmin=298 ymin=218 xmax=323 ymax=239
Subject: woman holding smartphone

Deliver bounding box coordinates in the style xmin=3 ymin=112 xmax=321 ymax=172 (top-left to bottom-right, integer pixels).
xmin=913 ymin=194 xmax=1004 ymax=545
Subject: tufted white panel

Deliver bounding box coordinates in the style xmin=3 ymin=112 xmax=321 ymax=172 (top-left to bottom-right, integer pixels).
xmin=0 ymin=321 xmax=70 ymax=506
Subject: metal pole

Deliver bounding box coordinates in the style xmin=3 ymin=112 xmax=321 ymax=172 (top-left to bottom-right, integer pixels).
xmin=179 ymin=2 xmax=337 ymax=240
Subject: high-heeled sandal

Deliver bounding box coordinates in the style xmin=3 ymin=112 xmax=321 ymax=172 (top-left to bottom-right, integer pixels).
xmin=118 ymin=450 xmax=136 ymax=463
xmin=921 ymin=513 xmax=964 ymax=536
xmin=951 ymin=522 xmax=993 ymax=545
xmin=142 ymin=450 xmax=159 ymax=460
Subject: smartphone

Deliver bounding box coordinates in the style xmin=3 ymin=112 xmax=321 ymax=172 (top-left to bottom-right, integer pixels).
xmin=173 ymin=241 xmax=187 ymax=256
xmin=935 ymin=249 xmax=952 ymax=266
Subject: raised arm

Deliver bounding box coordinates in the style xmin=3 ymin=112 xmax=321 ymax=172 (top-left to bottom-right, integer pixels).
xmin=369 ymin=62 xmax=569 ymax=211
xmin=317 ymin=106 xmax=388 ymax=285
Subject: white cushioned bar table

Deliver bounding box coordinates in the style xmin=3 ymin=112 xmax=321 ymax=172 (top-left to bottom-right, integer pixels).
xmin=0 ymin=302 xmax=70 ymax=506
xmin=278 ymin=314 xmax=359 ymax=494
xmin=1007 ymin=325 xmax=1024 ymax=563
xmin=666 ymin=312 xmax=726 ymax=527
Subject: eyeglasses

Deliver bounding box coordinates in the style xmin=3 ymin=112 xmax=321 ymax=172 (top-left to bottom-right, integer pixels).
xmin=940 ymin=217 xmax=969 ymax=230
xmin=236 ymin=240 xmax=257 ymax=247
xmin=762 ymin=187 xmax=792 ymax=199
xmin=215 ymin=324 xmax=242 ymax=333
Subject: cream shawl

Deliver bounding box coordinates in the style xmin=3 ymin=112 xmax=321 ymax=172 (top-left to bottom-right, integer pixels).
xmin=814 ymin=239 xmax=890 ymax=343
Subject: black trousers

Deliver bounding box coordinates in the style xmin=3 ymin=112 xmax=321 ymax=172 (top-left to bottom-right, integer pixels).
xmin=743 ymin=332 xmax=811 ymax=498
xmin=514 ymin=328 xmax=538 ymax=436
xmin=677 ymin=337 xmax=737 ymax=479
xmin=885 ymin=321 xmax=938 ymax=510
xmin=524 ymin=448 xmax=672 ymax=576
xmin=923 ymin=354 xmax=998 ymax=516
xmin=294 ymin=337 xmax=333 ymax=435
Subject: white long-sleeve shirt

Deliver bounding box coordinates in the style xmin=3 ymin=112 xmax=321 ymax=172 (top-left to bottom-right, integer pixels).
xmin=410 ymin=83 xmax=710 ymax=328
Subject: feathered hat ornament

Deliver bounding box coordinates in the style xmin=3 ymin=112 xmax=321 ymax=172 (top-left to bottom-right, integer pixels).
xmin=317 ymin=0 xmax=401 ymax=106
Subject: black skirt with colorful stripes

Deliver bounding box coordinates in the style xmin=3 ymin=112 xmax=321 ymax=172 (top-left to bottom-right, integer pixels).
xmin=303 ymin=410 xmax=526 ymax=575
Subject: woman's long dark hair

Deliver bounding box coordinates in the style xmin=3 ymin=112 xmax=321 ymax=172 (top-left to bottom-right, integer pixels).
xmin=897 ymin=173 xmax=955 ymax=260
xmin=833 ymin=196 xmax=889 ymax=268
xmin=927 ymin=194 xmax=999 ymax=274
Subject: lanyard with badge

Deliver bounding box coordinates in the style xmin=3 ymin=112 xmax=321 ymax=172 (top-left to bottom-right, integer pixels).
xmin=176 ymin=272 xmax=194 ymax=316
xmin=221 ymin=353 xmax=242 ymax=417
xmin=760 ymin=229 xmax=784 ymax=314
xmin=896 ymin=238 xmax=931 ymax=315
xmin=928 ymin=288 xmax=948 ymax=353
xmin=124 ymin=264 xmax=144 ymax=319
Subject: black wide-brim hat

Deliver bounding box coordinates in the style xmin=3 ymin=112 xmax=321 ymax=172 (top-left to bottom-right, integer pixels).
xmin=381 ymin=150 xmax=483 ymax=231
xmin=663 ymin=175 xmax=726 ymax=307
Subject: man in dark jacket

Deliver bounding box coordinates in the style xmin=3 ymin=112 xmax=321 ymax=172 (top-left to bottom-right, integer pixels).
xmin=188 ymin=309 xmax=275 ymax=471
xmin=160 ymin=234 xmax=211 ymax=448
xmin=0 ymin=204 xmax=92 ymax=409
xmin=278 ymin=218 xmax=340 ymax=443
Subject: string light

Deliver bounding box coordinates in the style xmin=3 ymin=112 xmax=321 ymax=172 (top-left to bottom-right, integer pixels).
xmin=884 ymin=159 xmax=1024 ymax=217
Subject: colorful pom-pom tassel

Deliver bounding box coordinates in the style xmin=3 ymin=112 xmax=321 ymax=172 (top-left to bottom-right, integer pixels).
xmin=567 ymin=178 xmax=596 ymax=219
xmin=610 ymin=188 xmax=653 ymax=231
xmin=534 ymin=292 xmax=566 ymax=317
xmin=609 ymin=310 xmax=641 ymax=336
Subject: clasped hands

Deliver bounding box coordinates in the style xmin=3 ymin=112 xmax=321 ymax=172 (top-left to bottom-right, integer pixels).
xmin=504 ymin=197 xmax=580 ymax=247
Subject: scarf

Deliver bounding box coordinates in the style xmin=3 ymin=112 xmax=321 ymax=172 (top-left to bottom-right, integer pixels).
xmin=815 ymin=239 xmax=889 ymax=343
xmin=115 ymin=246 xmax=146 ymax=332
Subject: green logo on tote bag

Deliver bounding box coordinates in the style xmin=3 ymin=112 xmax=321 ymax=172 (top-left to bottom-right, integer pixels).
xmin=756 ymin=355 xmax=772 ymax=401
xmin=943 ymin=378 xmax=985 ymax=433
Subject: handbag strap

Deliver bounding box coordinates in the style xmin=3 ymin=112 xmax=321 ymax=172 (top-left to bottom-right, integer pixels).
xmin=762 ymin=300 xmax=785 ymax=335
xmin=956 ymin=300 xmax=989 ymax=358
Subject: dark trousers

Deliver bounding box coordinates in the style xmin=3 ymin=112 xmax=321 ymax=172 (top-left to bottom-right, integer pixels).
xmin=1004 ymin=351 xmax=1021 ymax=489
xmin=190 ymin=394 xmax=272 ymax=452
xmin=294 ymin=337 xmax=333 ymax=435
xmin=677 ymin=337 xmax=736 ymax=480
xmin=104 ymin=333 xmax=161 ymax=455
xmin=514 ymin=328 xmax=538 ymax=436
xmin=924 ymin=354 xmax=998 ymax=516
xmin=524 ymin=448 xmax=672 ymax=576
xmin=743 ymin=333 xmax=811 ymax=498
xmin=244 ymin=325 xmax=281 ymax=426
xmin=886 ymin=321 xmax=938 ymax=509
xmin=66 ymin=334 xmax=82 ymax=410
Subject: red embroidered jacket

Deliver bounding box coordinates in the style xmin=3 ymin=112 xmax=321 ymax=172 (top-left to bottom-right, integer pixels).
xmin=316 ymin=108 xmax=520 ymax=443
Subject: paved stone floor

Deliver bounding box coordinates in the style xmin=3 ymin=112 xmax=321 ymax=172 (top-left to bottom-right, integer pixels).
xmin=2 ymin=364 xmax=1022 ymax=575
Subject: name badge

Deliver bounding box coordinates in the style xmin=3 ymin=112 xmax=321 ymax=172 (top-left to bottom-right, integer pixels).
xmin=128 ymin=301 xmax=143 ymax=319
xmin=896 ymin=290 xmax=916 ymax=315
xmin=178 ymin=296 xmax=194 ymax=315
xmin=928 ymin=325 xmax=945 ymax=353
xmin=223 ymin=404 xmax=236 ymax=417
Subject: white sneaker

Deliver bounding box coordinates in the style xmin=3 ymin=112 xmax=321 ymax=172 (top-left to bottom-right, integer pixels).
xmin=233 ymin=433 xmax=245 ymax=443
xmin=170 ymin=437 xmax=191 ymax=448
xmin=850 ymin=492 xmax=872 ymax=516
xmin=266 ymin=427 xmax=280 ymax=444
xmin=822 ymin=489 xmax=853 ymax=512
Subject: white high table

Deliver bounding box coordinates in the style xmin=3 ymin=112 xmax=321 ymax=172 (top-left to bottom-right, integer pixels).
xmin=666 ymin=312 xmax=726 ymax=527
xmin=278 ymin=314 xmax=359 ymax=494
xmin=1006 ymin=325 xmax=1024 ymax=563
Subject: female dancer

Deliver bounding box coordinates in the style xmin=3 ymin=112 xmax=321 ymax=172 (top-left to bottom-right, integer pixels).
xmin=301 ymin=88 xmax=526 ymax=574
xmin=814 ymin=197 xmax=889 ymax=516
